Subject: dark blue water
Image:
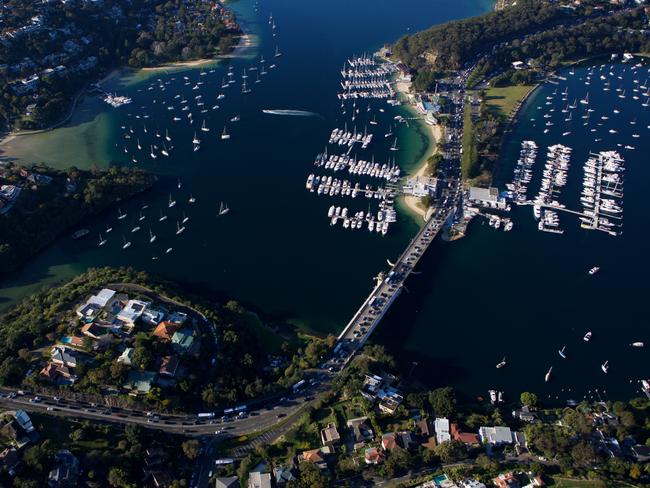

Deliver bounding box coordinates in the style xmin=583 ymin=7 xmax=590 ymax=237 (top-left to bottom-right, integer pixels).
xmin=375 ymin=61 xmax=650 ymax=401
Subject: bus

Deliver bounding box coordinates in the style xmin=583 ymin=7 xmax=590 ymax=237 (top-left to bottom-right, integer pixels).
xmin=197 ymin=412 xmax=215 ymax=419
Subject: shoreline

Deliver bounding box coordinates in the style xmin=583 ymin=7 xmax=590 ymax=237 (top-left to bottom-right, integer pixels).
xmin=0 ymin=32 xmax=254 ymax=151
xmin=393 ymin=78 xmax=444 ymax=223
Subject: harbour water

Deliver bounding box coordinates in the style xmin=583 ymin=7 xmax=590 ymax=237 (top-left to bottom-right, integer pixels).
xmin=1 ymin=0 xmax=646 ymax=401
xmin=375 ymin=61 xmax=650 ymax=401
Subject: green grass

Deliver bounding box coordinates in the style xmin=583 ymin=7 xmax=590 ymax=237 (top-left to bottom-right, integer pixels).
xmin=485 ymin=84 xmax=535 ymax=119
xmin=239 ymin=311 xmax=287 ymax=355
xmin=461 ymin=103 xmax=479 ymax=180
xmin=549 ymin=477 xmax=634 ymax=488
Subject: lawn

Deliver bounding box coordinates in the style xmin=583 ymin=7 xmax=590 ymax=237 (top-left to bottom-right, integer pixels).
xmin=550 ymin=477 xmax=634 ymax=488
xmin=485 ymin=84 xmax=535 ymax=119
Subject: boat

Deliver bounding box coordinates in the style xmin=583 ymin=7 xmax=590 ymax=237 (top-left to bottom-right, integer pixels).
xmin=221 ymin=126 xmax=230 ymax=140
xmin=139 ymin=211 xmax=145 ymax=222
xmin=544 ymin=366 xmax=552 ymax=383
xmin=588 ymin=266 xmax=600 ymax=275
xmin=192 ymin=132 xmax=200 ymax=144
xmin=496 ymin=357 xmax=507 ymax=369
xmin=122 ymin=236 xmax=131 ymax=249
xmin=558 ymin=346 xmax=567 ymax=359
xmin=98 ymin=234 xmax=107 ymax=246
xmin=274 ymin=45 xmax=282 ymax=57
xmin=168 ymin=194 xmax=176 ymax=208
xmin=105 ymin=225 xmax=113 ymax=233
xmin=72 ymin=229 xmax=89 ymax=239
xmin=189 ymin=194 xmax=196 ymax=203
xmin=218 ymin=201 xmax=230 ymax=216
xmin=118 ymin=208 xmax=127 ymax=220
xmin=165 ymin=247 xmax=173 ymax=254
xmin=201 ymin=120 xmax=210 ymax=132
xmin=601 ymin=360 xmax=609 ymax=374
xmin=583 ymin=331 xmax=592 ymax=342
xmin=149 ymin=229 xmax=157 ymax=243
xmin=165 ymin=129 xmax=171 ymax=142
xmin=631 ymin=342 xmax=644 ymax=348
xmin=176 ymin=222 xmax=185 ymax=235
xmin=390 ymin=138 xmax=399 ymax=151
xmin=488 ymin=390 xmax=497 ymax=404
xmin=182 ymin=212 xmax=189 ymax=224
xmin=580 ymin=92 xmax=590 ymax=105
xmin=131 ymin=224 xmax=140 ymax=233
xmin=159 ymin=210 xmax=168 ymax=222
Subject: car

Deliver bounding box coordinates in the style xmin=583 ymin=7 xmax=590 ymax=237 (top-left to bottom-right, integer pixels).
xmin=46 ymin=406 xmax=54 ymax=411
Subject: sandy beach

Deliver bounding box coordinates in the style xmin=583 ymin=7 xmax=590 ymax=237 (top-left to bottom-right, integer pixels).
xmin=394 ymin=77 xmax=444 ymax=221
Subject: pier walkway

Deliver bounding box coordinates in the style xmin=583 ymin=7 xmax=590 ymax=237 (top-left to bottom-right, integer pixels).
xmin=336 ymin=204 xmax=456 ymax=354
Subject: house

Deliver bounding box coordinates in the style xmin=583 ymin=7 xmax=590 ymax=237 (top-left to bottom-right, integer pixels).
xmin=415 ymin=418 xmax=436 ymax=450
xmin=512 ymin=406 xmax=538 ymax=423
xmin=0 ymin=447 xmax=19 ymax=475
xmin=152 ymin=321 xmax=180 ymax=342
xmin=215 ymin=477 xmax=239 ymax=488
xmin=451 ymin=423 xmax=480 ymax=445
xmin=347 ymin=417 xmax=374 ymax=447
xmin=125 ymin=371 xmax=156 ymax=394
xmin=435 ymin=418 xmax=451 ymax=444
xmin=299 ymin=447 xmax=331 ymax=469
xmin=40 ymin=363 xmax=75 ymax=384
xmin=320 ymin=423 xmax=340 ymax=448
xmin=513 ymin=431 xmax=528 ymax=454
xmin=172 ymin=328 xmax=195 ymax=354
xmin=117 ymin=347 xmax=134 ymax=365
xmin=467 ymin=186 xmax=507 ymax=210
xmin=117 ymin=299 xmax=150 ymax=329
xmin=479 ymin=426 xmax=513 ymax=446
xmin=460 ymin=480 xmax=487 ymax=488
xmin=76 ymin=288 xmax=116 ymax=319
xmin=1 ymin=419 xmax=31 ymax=448
xmin=81 ymin=322 xmax=109 ymax=340
xmin=361 ymin=374 xmax=383 ymax=400
xmin=50 ymin=346 xmax=77 ymax=368
xmin=48 ymin=450 xmax=80 ymax=488
xmin=214 ymin=476 xmax=239 ymax=488
xmin=381 ymin=432 xmax=399 ymax=451
xmin=378 ymin=389 xmax=403 ymax=415
xmin=364 ymin=447 xmax=384 ymax=465
xmin=398 ymin=430 xmax=415 ymax=450
xmin=167 ymin=311 xmax=188 ymax=325
xmin=248 ymin=471 xmax=272 ymax=488
xmin=142 ymin=307 xmax=165 ymax=326
xmin=159 ymin=356 xmax=179 ymax=377
xmin=273 ymin=466 xmax=297 ymax=486
xmin=493 ymin=472 xmax=520 ymax=488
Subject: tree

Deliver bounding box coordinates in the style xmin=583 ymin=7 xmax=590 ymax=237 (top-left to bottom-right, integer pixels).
xmin=520 ymin=391 xmax=538 ymax=408
xmin=428 ymin=387 xmax=456 ymax=418
xmin=108 ymin=467 xmax=132 ymax=488
xmin=571 ymin=441 xmax=596 ymax=467
xmin=434 ymin=440 xmax=467 ymax=463
xmin=290 ymin=462 xmax=329 ymax=488
xmin=182 ymin=439 xmax=201 ymax=460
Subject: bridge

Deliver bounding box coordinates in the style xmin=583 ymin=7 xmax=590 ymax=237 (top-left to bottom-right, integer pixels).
xmin=336 ymin=203 xmax=457 ymax=354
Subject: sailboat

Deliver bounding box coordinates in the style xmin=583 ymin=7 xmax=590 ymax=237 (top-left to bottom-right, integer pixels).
xmin=176 ymin=221 xmax=186 ymax=235
xmin=98 ymin=234 xmax=107 ymax=246
xmin=558 ymin=346 xmax=567 ymax=359
xmin=137 ymin=139 xmax=142 ymax=150
xmin=182 ymin=212 xmax=189 ymax=224
xmin=168 ymin=194 xmax=176 ymax=208
xmin=159 ymin=210 xmax=168 ymax=222
xmin=218 ymin=201 xmax=230 ymax=216
xmin=274 ymin=45 xmax=282 ymax=57
xmin=390 ymin=138 xmax=399 ymax=151
xmin=579 ymin=92 xmax=590 ymax=105
xmin=241 ymin=79 xmax=251 ymax=95
xmin=192 ymin=132 xmax=201 ymax=144
xmin=544 ymin=366 xmax=553 ymax=383
xmin=122 ymin=236 xmax=132 ymax=249
xmin=201 ymin=120 xmax=210 ymax=132
xmin=149 ymin=229 xmax=157 ymax=243
xmin=221 ymin=126 xmax=231 ymax=140
xmin=177 ymin=178 xmax=182 ymax=189
xmin=188 ymin=194 xmax=196 ymax=203
xmin=165 ymin=129 xmax=171 ymax=142
xmin=139 ymin=211 xmax=145 ymax=222
xmin=601 ymin=360 xmax=609 ymax=374
xmin=150 ymin=145 xmax=157 ymax=159
xmin=161 ymin=143 xmax=169 ymax=157
xmin=105 ymin=224 xmax=113 ymax=233
xmin=118 ymin=208 xmax=127 ymax=220
xmin=230 ymin=115 xmax=240 ymax=122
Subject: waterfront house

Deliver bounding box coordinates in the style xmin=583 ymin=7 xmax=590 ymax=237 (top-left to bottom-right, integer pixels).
xmin=512 ymin=406 xmax=538 ymax=423
xmin=479 ymin=426 xmax=513 ymax=446
xmin=467 ymin=186 xmax=507 ymax=210
xmin=460 ymin=480 xmax=487 ymax=488
xmin=142 ymin=307 xmax=166 ymax=326
xmin=451 ymin=423 xmax=480 ymax=446
xmin=117 ymin=299 xmax=150 ymax=331
xmin=81 ymin=322 xmax=109 ymax=341
xmin=435 ymin=418 xmax=451 ymax=444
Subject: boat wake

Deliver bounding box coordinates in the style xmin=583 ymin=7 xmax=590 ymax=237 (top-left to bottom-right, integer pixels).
xmin=262 ymin=109 xmax=321 ymax=117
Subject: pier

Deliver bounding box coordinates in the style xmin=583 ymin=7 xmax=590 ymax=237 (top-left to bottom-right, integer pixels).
xmin=336 ymin=204 xmax=457 ymax=352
